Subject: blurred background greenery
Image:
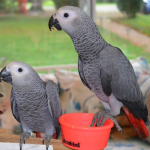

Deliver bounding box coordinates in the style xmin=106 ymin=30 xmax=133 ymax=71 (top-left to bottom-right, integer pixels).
xmin=0 ymin=0 xmax=150 ymax=67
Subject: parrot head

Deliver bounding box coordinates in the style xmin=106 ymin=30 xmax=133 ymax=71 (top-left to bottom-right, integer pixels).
xmin=0 ymin=61 xmax=40 ymax=87
xmin=48 ymin=6 xmax=93 ymax=37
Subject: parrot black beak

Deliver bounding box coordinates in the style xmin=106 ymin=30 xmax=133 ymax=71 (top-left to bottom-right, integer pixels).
xmin=0 ymin=67 xmax=12 ymax=83
xmin=48 ymin=15 xmax=62 ymax=31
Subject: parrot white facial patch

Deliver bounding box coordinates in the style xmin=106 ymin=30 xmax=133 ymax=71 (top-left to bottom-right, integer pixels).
xmin=57 ymin=10 xmax=77 ymax=22
xmin=10 ymin=64 xmax=28 ymax=77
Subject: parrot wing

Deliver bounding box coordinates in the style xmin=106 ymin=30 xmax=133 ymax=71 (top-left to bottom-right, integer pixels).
xmin=100 ymin=45 xmax=149 ymax=138
xmin=11 ymin=88 xmax=20 ymax=123
xmin=46 ymin=80 xmax=62 ymax=138
xmin=100 ymin=45 xmax=148 ymax=121
xmin=78 ymin=57 xmax=91 ymax=89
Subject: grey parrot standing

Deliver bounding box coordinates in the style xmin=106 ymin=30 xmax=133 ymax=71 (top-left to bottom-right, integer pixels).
xmin=0 ymin=61 xmax=62 ymax=150
xmin=48 ymin=6 xmax=149 ymax=138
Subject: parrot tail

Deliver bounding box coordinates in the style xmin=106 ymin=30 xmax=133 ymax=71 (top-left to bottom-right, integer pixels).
xmin=53 ymin=132 xmax=57 ymax=139
xmin=34 ymin=131 xmax=58 ymax=139
xmin=122 ymin=107 xmax=149 ymax=139
xmin=34 ymin=131 xmax=43 ymax=138
xmin=54 ymin=126 xmax=61 ymax=139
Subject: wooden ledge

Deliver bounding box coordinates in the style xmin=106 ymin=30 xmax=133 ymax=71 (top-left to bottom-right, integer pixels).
xmin=0 ymin=129 xmax=71 ymax=150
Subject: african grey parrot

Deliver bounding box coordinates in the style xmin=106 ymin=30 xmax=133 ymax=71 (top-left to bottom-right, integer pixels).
xmin=0 ymin=61 xmax=62 ymax=150
xmin=48 ymin=6 xmax=149 ymax=138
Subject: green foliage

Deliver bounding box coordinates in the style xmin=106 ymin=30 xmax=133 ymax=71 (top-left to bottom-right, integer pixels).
xmin=115 ymin=0 xmax=143 ymax=18
xmin=0 ymin=15 xmax=150 ymax=67
xmin=97 ymin=0 xmax=114 ymax=3
xmin=114 ymin=14 xmax=150 ymax=37
xmin=0 ymin=15 xmax=77 ymax=66
xmin=0 ymin=0 xmax=17 ymax=13
xmin=43 ymin=0 xmax=54 ymax=6
xmin=52 ymin=0 xmax=79 ymax=9
xmin=0 ymin=0 xmax=5 ymax=11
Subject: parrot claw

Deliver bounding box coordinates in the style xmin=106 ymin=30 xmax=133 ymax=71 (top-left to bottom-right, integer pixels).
xmin=91 ymin=110 xmax=123 ymax=134
xmin=20 ymin=132 xmax=31 ymax=150
xmin=120 ymin=129 xmax=123 ymax=135
xmin=43 ymin=135 xmax=52 ymax=150
xmin=43 ymin=140 xmax=44 ymax=144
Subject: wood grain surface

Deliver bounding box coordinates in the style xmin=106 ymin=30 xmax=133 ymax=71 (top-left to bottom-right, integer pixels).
xmin=0 ymin=129 xmax=71 ymax=150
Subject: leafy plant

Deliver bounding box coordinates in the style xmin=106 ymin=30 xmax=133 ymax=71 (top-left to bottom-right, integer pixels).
xmin=52 ymin=0 xmax=79 ymax=9
xmin=0 ymin=0 xmax=17 ymax=13
xmin=97 ymin=0 xmax=114 ymax=3
xmin=115 ymin=0 xmax=143 ymax=18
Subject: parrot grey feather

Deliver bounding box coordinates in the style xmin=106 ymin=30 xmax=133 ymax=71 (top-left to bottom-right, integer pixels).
xmin=1 ymin=61 xmax=62 ymax=150
xmin=100 ymin=45 xmax=148 ymax=122
xmin=11 ymin=88 xmax=20 ymax=123
xmin=100 ymin=46 xmax=141 ymax=102
xmin=46 ymin=80 xmax=62 ymax=128
xmin=49 ymin=6 xmax=149 ymax=136
xmin=78 ymin=57 xmax=90 ymax=89
xmin=46 ymin=80 xmax=62 ymax=138
xmin=12 ymin=88 xmax=53 ymax=132
xmin=100 ymin=68 xmax=112 ymax=96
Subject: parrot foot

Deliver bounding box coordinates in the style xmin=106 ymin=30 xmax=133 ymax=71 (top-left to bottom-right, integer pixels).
xmin=20 ymin=132 xmax=31 ymax=150
xmin=43 ymin=135 xmax=52 ymax=150
xmin=91 ymin=110 xmax=123 ymax=134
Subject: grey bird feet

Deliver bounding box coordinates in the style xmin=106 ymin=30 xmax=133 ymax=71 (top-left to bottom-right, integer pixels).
xmin=20 ymin=132 xmax=31 ymax=150
xmin=43 ymin=135 xmax=52 ymax=150
xmin=91 ymin=110 xmax=123 ymax=134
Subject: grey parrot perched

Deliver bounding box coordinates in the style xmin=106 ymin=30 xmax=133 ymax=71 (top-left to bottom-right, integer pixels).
xmin=0 ymin=61 xmax=62 ymax=150
xmin=48 ymin=6 xmax=149 ymax=138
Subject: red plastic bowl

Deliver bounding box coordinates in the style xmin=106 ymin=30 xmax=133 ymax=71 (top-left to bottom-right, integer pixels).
xmin=59 ymin=113 xmax=114 ymax=150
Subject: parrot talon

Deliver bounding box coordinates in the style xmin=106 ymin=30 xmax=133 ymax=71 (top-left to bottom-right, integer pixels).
xmin=121 ymin=129 xmax=123 ymax=135
xmin=43 ymin=140 xmax=45 ymax=144
xmin=43 ymin=135 xmax=52 ymax=150
xmin=20 ymin=132 xmax=31 ymax=150
xmin=91 ymin=110 xmax=123 ymax=134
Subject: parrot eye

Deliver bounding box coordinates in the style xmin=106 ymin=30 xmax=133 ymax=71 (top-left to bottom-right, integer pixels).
xmin=64 ymin=13 xmax=69 ymax=18
xmin=18 ymin=68 xmax=23 ymax=72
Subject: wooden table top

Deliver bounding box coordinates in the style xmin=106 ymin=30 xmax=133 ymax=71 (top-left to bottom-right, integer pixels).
xmin=0 ymin=129 xmax=71 ymax=150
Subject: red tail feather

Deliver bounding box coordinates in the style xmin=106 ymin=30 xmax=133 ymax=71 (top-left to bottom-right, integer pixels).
xmin=34 ymin=131 xmax=57 ymax=139
xmin=52 ymin=132 xmax=57 ymax=139
xmin=122 ymin=107 xmax=149 ymax=139
xmin=34 ymin=131 xmax=43 ymax=138
xmin=0 ymin=110 xmax=3 ymax=114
